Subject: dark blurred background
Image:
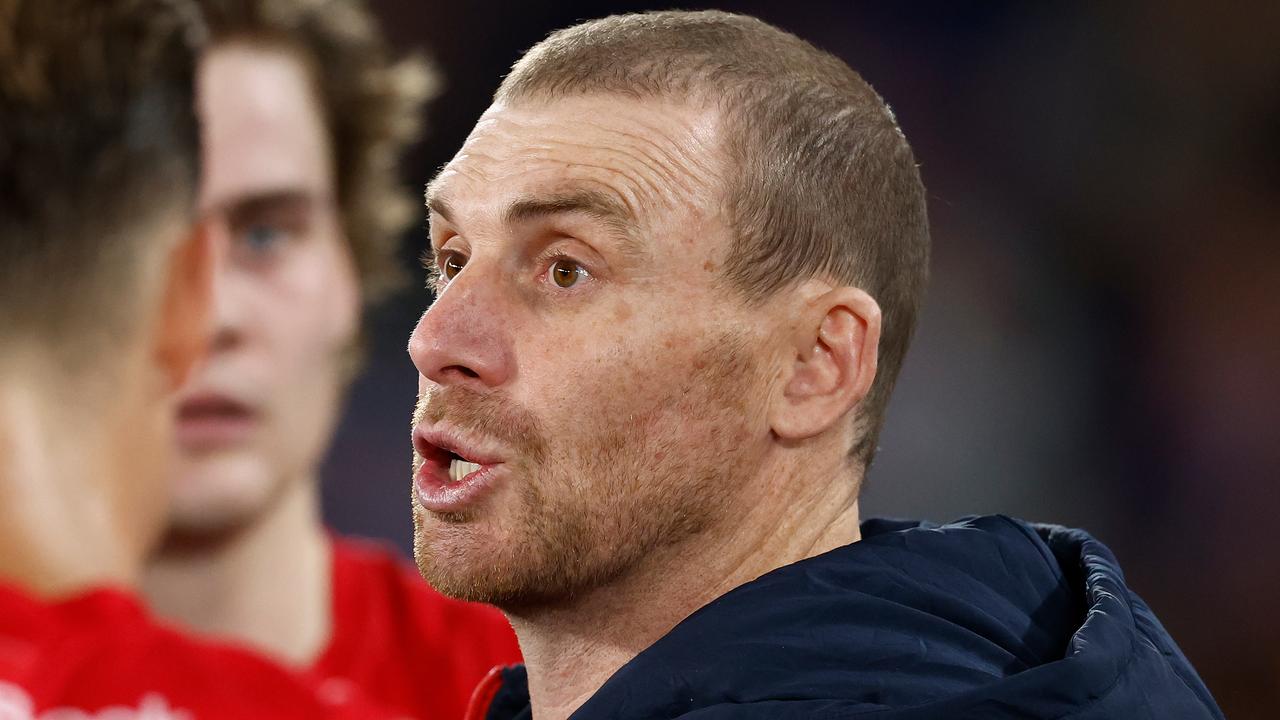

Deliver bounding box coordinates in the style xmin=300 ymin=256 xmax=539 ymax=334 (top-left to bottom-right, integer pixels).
xmin=320 ymin=2 xmax=1280 ymax=717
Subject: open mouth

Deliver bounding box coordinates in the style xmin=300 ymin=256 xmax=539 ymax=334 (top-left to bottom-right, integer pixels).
xmin=412 ymin=428 xmax=505 ymax=513
xmin=419 ymin=441 xmax=487 ymax=484
xmin=447 ymin=453 xmax=483 ymax=483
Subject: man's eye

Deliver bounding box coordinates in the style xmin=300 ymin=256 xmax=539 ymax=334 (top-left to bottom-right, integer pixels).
xmin=441 ymin=252 xmax=467 ymax=280
xmin=549 ymin=258 xmax=587 ymax=288
xmin=240 ymin=224 xmax=284 ymax=252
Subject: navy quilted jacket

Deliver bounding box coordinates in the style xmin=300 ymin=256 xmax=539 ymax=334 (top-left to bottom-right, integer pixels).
xmin=477 ymin=515 xmax=1222 ymax=719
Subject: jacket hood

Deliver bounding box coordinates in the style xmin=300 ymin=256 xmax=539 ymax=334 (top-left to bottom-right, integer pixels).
xmin=485 ymin=515 xmax=1222 ymax=719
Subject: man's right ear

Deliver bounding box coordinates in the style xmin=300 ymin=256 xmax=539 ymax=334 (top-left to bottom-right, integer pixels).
xmin=152 ymin=217 xmax=222 ymax=392
xmin=768 ymin=285 xmax=881 ymax=442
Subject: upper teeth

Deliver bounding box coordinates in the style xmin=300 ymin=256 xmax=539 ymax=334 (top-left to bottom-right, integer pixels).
xmin=449 ymin=458 xmax=481 ymax=482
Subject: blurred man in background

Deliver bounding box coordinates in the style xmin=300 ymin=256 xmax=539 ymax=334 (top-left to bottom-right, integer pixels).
xmin=410 ymin=10 xmax=1222 ymax=719
xmin=142 ymin=1 xmax=520 ymax=716
xmin=0 ymin=1 xmax=401 ymax=715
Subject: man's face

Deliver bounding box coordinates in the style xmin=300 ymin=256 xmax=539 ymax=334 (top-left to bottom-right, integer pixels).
xmin=169 ymin=44 xmax=359 ymax=535
xmin=410 ymin=96 xmax=778 ymax=609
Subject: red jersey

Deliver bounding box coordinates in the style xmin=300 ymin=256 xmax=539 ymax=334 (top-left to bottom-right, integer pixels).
xmin=0 ymin=581 xmax=398 ymax=719
xmin=304 ymin=537 xmax=522 ymax=720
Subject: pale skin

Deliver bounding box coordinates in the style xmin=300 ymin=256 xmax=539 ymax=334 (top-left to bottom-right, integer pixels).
xmin=0 ymin=212 xmax=216 ymax=598
xmin=142 ymin=44 xmax=359 ymax=665
xmin=411 ymin=95 xmax=881 ymax=719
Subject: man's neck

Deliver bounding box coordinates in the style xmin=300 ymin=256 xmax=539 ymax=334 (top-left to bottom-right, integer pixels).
xmin=0 ymin=374 xmax=140 ymax=597
xmin=143 ymin=476 xmax=332 ymax=667
xmin=512 ymin=458 xmax=863 ymax=720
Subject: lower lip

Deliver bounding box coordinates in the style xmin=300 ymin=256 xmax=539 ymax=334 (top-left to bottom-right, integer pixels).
xmin=175 ymin=413 xmax=257 ymax=451
xmin=414 ymin=461 xmax=502 ymax=514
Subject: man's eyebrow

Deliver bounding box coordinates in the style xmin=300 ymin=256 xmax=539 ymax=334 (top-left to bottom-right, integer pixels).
xmin=424 ymin=184 xmax=453 ymax=224
xmin=504 ymin=189 xmax=648 ymax=259
xmin=503 ymin=189 xmax=633 ymax=228
xmin=209 ymin=189 xmax=315 ymax=222
xmin=427 ymin=185 xmax=648 ymax=260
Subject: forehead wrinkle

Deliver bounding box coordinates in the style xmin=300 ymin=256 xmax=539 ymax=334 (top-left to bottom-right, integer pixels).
xmin=542 ymin=117 xmax=723 ymax=217
xmin=428 ymin=102 xmax=726 ymax=248
xmin=425 ymin=154 xmax=508 ymax=232
xmin=503 ymin=187 xmax=649 ymax=262
xmin=601 ymin=122 xmax=723 ymax=208
xmin=428 ymin=143 xmax=656 ymax=239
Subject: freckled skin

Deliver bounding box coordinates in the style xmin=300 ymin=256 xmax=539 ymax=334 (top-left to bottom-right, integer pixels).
xmin=409 ymin=97 xmax=782 ymax=608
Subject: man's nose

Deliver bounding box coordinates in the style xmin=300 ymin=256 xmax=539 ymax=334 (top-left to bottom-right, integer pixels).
xmin=409 ymin=266 xmax=515 ymax=389
xmin=208 ymin=220 xmax=246 ymax=354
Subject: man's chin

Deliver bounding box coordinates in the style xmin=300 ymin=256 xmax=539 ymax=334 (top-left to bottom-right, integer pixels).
xmin=161 ymin=509 xmax=260 ymax=549
xmin=412 ymin=547 xmax=506 ymax=605
xmin=164 ymin=460 xmax=280 ymax=546
xmin=413 ymin=511 xmax=523 ymax=604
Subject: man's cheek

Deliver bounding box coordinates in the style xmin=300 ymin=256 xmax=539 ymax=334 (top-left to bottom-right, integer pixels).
xmin=520 ymin=322 xmax=698 ymax=435
xmin=572 ymin=359 xmax=680 ymax=432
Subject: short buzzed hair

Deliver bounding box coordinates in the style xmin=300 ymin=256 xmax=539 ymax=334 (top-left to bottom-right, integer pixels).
xmin=0 ymin=0 xmax=204 ymax=364
xmin=499 ymin=11 xmax=930 ymax=468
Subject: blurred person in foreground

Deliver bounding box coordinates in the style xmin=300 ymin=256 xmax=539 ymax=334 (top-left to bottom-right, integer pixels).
xmin=141 ymin=1 xmax=521 ymax=716
xmin=409 ymin=11 xmax=1223 ymax=720
xmin=0 ymin=1 xmax=402 ymax=716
